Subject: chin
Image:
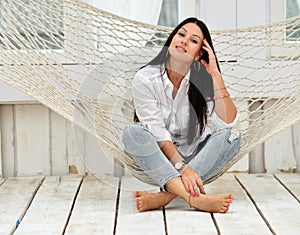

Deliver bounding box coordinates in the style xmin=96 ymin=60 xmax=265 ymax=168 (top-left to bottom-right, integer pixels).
xmin=168 ymin=48 xmax=193 ymax=63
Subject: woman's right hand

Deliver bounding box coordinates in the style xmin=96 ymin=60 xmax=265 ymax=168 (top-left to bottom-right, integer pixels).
xmin=180 ymin=165 xmax=205 ymax=196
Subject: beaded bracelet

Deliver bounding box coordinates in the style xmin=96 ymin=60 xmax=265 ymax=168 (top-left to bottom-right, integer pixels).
xmin=214 ymin=87 xmax=227 ymax=92
xmin=214 ymin=91 xmax=230 ymax=100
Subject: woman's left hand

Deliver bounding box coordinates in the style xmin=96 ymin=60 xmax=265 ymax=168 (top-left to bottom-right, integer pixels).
xmin=180 ymin=165 xmax=205 ymax=196
xmin=200 ymin=39 xmax=220 ymax=76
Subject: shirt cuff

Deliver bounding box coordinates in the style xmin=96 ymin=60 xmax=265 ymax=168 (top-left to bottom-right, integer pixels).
xmin=211 ymin=111 xmax=239 ymax=129
xmin=146 ymin=123 xmax=172 ymax=142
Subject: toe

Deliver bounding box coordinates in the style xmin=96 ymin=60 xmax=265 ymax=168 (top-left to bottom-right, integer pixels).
xmin=136 ymin=198 xmax=140 ymax=210
xmin=221 ymin=205 xmax=229 ymax=213
xmin=134 ymin=191 xmax=141 ymax=197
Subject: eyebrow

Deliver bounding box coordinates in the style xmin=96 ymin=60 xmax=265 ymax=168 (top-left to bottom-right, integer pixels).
xmin=180 ymin=27 xmax=201 ymax=40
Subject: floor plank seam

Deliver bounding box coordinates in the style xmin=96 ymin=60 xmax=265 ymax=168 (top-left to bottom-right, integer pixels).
xmin=160 ymin=187 xmax=168 ymax=235
xmin=62 ymin=175 xmax=84 ymax=235
xmin=162 ymin=206 xmax=168 ymax=235
xmin=0 ymin=178 xmax=7 ymax=186
xmin=12 ymin=176 xmax=45 ymax=234
xmin=273 ymin=174 xmax=300 ymax=204
xmin=234 ymin=175 xmax=276 ymax=235
xmin=210 ymin=213 xmax=221 ymax=235
xmin=113 ymin=177 xmax=121 ymax=235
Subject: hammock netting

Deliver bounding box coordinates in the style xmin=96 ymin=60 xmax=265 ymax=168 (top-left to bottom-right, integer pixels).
xmin=0 ymin=0 xmax=299 ymax=184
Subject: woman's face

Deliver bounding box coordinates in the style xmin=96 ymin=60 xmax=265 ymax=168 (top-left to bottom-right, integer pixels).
xmin=169 ymin=22 xmax=204 ymax=62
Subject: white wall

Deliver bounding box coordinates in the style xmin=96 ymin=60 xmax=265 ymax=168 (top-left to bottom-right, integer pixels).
xmin=0 ymin=104 xmax=115 ymax=177
xmin=0 ymin=0 xmax=299 ymax=176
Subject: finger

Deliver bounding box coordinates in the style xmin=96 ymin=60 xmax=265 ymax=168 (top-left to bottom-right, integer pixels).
xmin=202 ymin=40 xmax=211 ymax=51
xmin=182 ymin=176 xmax=195 ymax=194
xmin=193 ymin=184 xmax=200 ymax=196
xmin=182 ymin=179 xmax=191 ymax=193
xmin=191 ymin=179 xmax=201 ymax=196
xmin=202 ymin=44 xmax=214 ymax=56
xmin=199 ymin=184 xmax=205 ymax=194
xmin=185 ymin=180 xmax=195 ymax=195
xmin=205 ymin=42 xmax=213 ymax=51
xmin=202 ymin=38 xmax=209 ymax=46
xmin=189 ymin=187 xmax=196 ymax=196
xmin=196 ymin=178 xmax=205 ymax=194
xmin=200 ymin=59 xmax=207 ymax=67
xmin=188 ymin=182 xmax=196 ymax=196
xmin=201 ymin=45 xmax=209 ymax=52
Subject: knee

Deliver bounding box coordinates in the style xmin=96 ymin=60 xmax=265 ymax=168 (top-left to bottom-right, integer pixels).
xmin=225 ymin=128 xmax=241 ymax=153
xmin=122 ymin=123 xmax=156 ymax=153
xmin=122 ymin=123 xmax=151 ymax=143
xmin=123 ymin=123 xmax=143 ymax=138
xmin=227 ymin=128 xmax=241 ymax=144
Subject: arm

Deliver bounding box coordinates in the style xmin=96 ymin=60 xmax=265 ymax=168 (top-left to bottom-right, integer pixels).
xmin=211 ymin=71 xmax=237 ymax=123
xmin=201 ymin=39 xmax=237 ymax=124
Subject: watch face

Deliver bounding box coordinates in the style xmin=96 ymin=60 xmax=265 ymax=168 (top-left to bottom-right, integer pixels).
xmin=175 ymin=161 xmax=183 ymax=170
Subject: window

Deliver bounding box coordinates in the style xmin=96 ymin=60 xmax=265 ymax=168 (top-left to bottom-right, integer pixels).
xmin=285 ymin=0 xmax=300 ymax=41
xmin=157 ymin=0 xmax=179 ymax=27
xmin=0 ymin=0 xmax=64 ymax=50
xmin=270 ymin=0 xmax=300 ymax=58
xmin=146 ymin=0 xmax=179 ymax=46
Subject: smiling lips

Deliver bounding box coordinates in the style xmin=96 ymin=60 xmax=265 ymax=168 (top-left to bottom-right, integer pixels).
xmin=175 ymin=46 xmax=187 ymax=53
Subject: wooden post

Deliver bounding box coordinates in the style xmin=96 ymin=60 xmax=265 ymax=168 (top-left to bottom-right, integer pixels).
xmin=292 ymin=122 xmax=300 ymax=173
xmin=114 ymin=158 xmax=124 ymax=177
xmin=0 ymin=116 xmax=2 ymax=178
xmin=0 ymin=105 xmax=15 ymax=177
xmin=249 ymin=100 xmax=266 ymax=173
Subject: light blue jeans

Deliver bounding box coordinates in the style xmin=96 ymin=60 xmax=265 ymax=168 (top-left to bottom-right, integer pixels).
xmin=122 ymin=123 xmax=241 ymax=188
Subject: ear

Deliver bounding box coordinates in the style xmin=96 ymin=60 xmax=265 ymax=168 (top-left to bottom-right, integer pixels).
xmin=195 ymin=50 xmax=202 ymax=61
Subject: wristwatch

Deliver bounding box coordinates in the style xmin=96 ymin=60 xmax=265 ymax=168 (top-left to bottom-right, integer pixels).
xmin=175 ymin=160 xmax=186 ymax=171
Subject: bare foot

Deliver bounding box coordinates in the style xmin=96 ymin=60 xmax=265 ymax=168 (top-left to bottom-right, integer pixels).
xmin=133 ymin=191 xmax=175 ymax=212
xmin=189 ymin=193 xmax=233 ymax=213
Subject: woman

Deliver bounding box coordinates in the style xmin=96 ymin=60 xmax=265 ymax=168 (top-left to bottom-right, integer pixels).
xmin=122 ymin=17 xmax=241 ymax=213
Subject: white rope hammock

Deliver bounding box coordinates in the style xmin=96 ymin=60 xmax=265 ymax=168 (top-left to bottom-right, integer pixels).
xmin=0 ymin=0 xmax=299 ymax=184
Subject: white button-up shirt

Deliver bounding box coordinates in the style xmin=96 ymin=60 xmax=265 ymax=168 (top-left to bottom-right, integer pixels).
xmin=132 ymin=64 xmax=238 ymax=157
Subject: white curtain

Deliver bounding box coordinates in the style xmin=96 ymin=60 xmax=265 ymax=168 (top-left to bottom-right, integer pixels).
xmin=86 ymin=0 xmax=163 ymax=25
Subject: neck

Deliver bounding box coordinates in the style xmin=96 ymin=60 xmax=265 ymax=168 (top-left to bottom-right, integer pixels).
xmin=166 ymin=58 xmax=191 ymax=89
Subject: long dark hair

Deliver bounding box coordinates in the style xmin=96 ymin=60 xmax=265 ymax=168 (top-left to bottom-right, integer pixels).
xmin=135 ymin=17 xmax=220 ymax=143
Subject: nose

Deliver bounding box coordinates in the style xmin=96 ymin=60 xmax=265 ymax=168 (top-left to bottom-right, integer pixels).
xmin=181 ymin=36 xmax=188 ymax=45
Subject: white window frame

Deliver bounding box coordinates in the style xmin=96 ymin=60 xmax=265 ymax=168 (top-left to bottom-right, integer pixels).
xmin=269 ymin=0 xmax=300 ymax=59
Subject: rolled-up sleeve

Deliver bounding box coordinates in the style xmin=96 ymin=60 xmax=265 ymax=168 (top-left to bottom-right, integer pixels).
xmin=132 ymin=72 xmax=172 ymax=142
xmin=208 ymin=101 xmax=239 ymax=129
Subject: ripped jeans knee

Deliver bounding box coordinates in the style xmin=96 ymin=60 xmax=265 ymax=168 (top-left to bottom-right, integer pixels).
xmin=188 ymin=127 xmax=241 ymax=182
xmin=227 ymin=128 xmax=241 ymax=143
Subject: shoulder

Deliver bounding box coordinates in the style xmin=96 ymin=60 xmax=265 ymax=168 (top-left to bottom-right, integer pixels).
xmin=133 ymin=64 xmax=161 ymax=84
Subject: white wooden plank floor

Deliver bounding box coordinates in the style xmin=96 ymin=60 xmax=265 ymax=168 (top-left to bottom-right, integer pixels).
xmin=0 ymin=173 xmax=299 ymax=235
